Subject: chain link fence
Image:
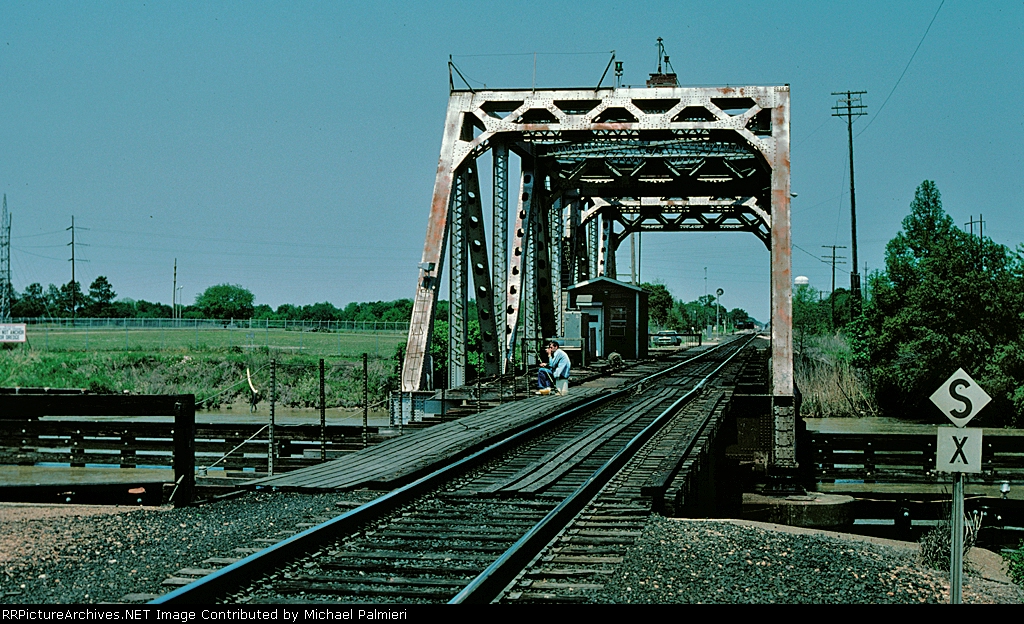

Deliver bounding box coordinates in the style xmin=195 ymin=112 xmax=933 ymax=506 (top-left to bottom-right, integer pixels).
xmin=8 ymin=317 xmax=409 ymax=358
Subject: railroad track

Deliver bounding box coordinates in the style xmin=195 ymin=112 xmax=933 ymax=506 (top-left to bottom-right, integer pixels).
xmin=153 ymin=334 xmax=758 ymax=605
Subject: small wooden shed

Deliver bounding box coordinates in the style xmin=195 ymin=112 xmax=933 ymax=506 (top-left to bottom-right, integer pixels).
xmin=567 ymin=277 xmax=649 ymax=360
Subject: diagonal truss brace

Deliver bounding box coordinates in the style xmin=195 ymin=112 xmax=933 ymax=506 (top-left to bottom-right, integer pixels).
xmin=462 ymin=164 xmax=501 ymax=376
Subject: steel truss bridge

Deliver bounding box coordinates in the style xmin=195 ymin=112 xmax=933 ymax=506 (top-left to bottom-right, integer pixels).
xmin=402 ymin=84 xmax=795 ymax=469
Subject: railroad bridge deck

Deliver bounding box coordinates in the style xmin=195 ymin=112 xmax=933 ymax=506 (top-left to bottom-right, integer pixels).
xmin=247 ymin=359 xmax=675 ymax=492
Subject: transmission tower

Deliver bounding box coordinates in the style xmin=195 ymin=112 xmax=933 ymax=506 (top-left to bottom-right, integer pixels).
xmin=0 ymin=195 xmax=10 ymax=321
xmin=66 ymin=216 xmax=88 ymax=323
xmin=832 ymin=90 xmax=867 ymax=307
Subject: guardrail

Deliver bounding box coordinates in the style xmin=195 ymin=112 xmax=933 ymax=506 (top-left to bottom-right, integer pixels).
xmin=811 ymin=430 xmax=1024 ymax=484
xmin=0 ymin=420 xmax=381 ymax=473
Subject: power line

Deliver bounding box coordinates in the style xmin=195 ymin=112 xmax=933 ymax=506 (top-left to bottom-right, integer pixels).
xmin=857 ymin=0 xmax=945 ymax=137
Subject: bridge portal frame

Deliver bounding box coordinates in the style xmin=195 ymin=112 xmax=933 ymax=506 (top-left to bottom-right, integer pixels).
xmin=402 ymin=84 xmax=795 ymax=469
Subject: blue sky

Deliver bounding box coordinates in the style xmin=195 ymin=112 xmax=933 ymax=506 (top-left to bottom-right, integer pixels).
xmin=2 ymin=1 xmax=1022 ymax=321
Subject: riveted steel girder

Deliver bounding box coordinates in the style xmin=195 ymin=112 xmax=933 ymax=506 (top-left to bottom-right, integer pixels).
xmin=533 ymin=195 xmax=557 ymax=340
xmin=462 ymin=164 xmax=501 ymax=376
xmin=449 ymin=172 xmax=468 ymax=388
xmin=492 ymin=145 xmax=509 ymax=364
xmin=503 ymin=163 xmax=537 ymax=369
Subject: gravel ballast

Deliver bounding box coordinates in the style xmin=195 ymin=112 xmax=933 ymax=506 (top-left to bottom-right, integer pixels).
xmin=3 ymin=498 xmax=1021 ymax=604
xmin=0 ymin=491 xmax=380 ymax=604
xmin=596 ymin=517 xmax=1023 ymax=604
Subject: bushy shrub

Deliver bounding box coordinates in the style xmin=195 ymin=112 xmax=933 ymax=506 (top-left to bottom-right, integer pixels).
xmin=919 ymin=510 xmax=982 ymax=571
xmin=1004 ymin=540 xmax=1024 ymax=587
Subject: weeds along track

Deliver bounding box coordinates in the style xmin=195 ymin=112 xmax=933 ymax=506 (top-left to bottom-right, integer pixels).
xmin=153 ymin=335 xmax=756 ymax=604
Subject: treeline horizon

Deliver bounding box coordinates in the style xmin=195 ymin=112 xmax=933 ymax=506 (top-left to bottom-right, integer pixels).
xmin=3 ymin=279 xmax=414 ymax=323
xmin=5 ymin=277 xmax=755 ymax=329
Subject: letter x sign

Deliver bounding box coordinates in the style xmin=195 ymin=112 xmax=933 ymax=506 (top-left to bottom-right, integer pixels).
xmin=936 ymin=427 xmax=983 ymax=473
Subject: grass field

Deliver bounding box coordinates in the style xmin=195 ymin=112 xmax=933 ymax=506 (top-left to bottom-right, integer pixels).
xmin=12 ymin=326 xmax=407 ymax=360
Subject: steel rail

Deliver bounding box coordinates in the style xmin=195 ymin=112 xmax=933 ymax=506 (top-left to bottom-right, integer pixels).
xmin=152 ymin=339 xmax=741 ymax=604
xmin=450 ymin=332 xmax=757 ymax=603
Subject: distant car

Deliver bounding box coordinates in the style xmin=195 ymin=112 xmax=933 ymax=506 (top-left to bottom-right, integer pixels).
xmin=653 ymin=330 xmax=681 ymax=346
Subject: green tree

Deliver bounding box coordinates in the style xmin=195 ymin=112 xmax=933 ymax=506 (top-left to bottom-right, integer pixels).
xmin=301 ymin=302 xmax=341 ymax=322
xmin=194 ymin=284 xmax=255 ymax=319
xmin=640 ymin=282 xmax=673 ymax=328
xmin=56 ymin=281 xmax=84 ymax=318
xmin=864 ymin=181 xmax=1024 ymax=426
xmin=11 ymin=283 xmax=47 ymax=317
xmin=84 ymin=276 xmax=117 ymax=317
xmin=253 ymin=304 xmax=274 ymax=319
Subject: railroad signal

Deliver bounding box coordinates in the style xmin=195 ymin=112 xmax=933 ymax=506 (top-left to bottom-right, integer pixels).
xmin=929 ymin=368 xmax=991 ymax=428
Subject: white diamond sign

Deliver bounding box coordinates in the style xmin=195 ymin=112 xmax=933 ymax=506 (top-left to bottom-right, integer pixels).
xmin=929 ymin=368 xmax=991 ymax=427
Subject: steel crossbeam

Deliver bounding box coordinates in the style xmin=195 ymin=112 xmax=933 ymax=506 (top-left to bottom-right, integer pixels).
xmin=403 ymin=85 xmax=793 ymax=468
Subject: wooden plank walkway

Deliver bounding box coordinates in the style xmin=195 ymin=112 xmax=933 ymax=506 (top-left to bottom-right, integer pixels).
xmin=247 ymin=388 xmax=607 ymax=491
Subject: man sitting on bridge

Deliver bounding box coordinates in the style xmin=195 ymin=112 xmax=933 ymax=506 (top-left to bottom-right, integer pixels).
xmin=545 ymin=340 xmax=571 ymax=396
xmin=536 ymin=349 xmax=555 ymax=395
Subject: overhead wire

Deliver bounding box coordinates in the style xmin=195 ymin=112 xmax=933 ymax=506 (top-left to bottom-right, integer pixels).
xmin=857 ymin=0 xmax=945 ymax=137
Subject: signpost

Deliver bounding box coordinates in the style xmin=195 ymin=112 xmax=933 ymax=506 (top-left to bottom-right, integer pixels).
xmin=0 ymin=323 xmax=26 ymax=343
xmin=929 ymin=368 xmax=990 ymax=604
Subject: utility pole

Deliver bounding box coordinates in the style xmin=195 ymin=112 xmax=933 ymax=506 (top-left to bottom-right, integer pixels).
xmin=629 ymin=232 xmax=636 ymax=284
xmin=0 ymin=195 xmax=11 ymax=321
xmin=173 ymin=259 xmax=177 ymax=321
xmin=966 ymin=214 xmax=986 ymax=270
xmin=822 ymin=245 xmax=847 ymax=329
xmin=966 ymin=214 xmax=985 ymax=238
xmin=832 ymin=91 xmax=867 ymax=308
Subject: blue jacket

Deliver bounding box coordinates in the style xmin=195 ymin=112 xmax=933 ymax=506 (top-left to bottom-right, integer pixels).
xmin=549 ymin=348 xmax=571 ymax=380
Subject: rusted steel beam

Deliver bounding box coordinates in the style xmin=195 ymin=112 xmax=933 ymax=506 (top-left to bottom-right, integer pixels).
xmin=463 ymin=162 xmax=501 ymax=376
xmin=769 ymin=87 xmax=795 ymax=469
xmin=402 ymin=94 xmax=469 ymax=392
